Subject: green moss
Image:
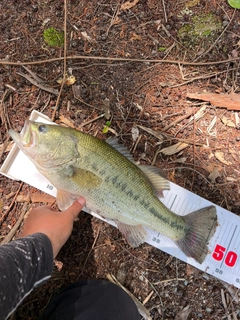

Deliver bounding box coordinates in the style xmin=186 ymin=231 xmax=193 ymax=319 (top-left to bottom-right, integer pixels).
xmin=43 ymin=27 xmax=64 ymax=47
xmin=178 ymin=13 xmax=222 ymax=47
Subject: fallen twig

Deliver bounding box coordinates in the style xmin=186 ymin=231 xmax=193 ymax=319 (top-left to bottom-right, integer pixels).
xmin=51 ymin=0 xmax=68 ymax=121
xmin=162 ymin=111 xmax=193 ymax=132
xmin=78 ymin=226 xmax=101 ymax=278
xmin=17 ymin=70 xmax=59 ymax=95
xmin=220 ymin=280 xmax=240 ymax=303
xmin=0 ymin=55 xmax=240 ymax=67
xmin=137 ymin=124 xmax=203 ymax=146
xmin=1 ymin=203 xmax=29 ymax=245
xmin=0 ymin=182 xmax=23 ymax=225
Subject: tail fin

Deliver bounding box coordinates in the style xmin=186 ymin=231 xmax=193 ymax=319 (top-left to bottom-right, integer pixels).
xmin=175 ymin=206 xmax=217 ymax=264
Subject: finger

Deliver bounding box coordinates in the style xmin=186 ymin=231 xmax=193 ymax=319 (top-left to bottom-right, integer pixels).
xmin=63 ymin=197 xmax=86 ymax=220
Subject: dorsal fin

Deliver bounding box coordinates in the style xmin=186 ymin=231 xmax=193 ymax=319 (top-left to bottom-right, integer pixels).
xmin=106 ymin=137 xmax=135 ymax=162
xmin=138 ymin=165 xmax=170 ymax=197
xmin=106 ymin=136 xmax=169 ymax=196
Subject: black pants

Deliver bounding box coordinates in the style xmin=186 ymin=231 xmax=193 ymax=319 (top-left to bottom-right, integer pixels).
xmin=40 ymin=280 xmax=140 ymax=320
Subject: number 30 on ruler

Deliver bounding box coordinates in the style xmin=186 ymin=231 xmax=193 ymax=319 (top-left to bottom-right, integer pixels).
xmin=212 ymin=244 xmax=238 ymax=267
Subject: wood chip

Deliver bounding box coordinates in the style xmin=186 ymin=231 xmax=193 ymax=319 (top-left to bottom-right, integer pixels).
xmin=131 ymin=126 xmax=139 ymax=142
xmin=0 ymin=141 xmax=14 ymax=153
xmin=16 ymin=193 xmax=55 ymax=203
xmin=16 ymin=194 xmax=31 ymax=202
xmin=215 ymin=151 xmax=232 ymax=165
xmin=5 ymin=192 xmax=16 ymax=199
xmin=221 ymin=116 xmax=235 ymax=128
xmin=208 ymin=167 xmax=221 ymax=183
xmin=58 ymin=115 xmax=75 ymax=128
xmin=120 ymin=0 xmax=139 ymax=11
xmin=31 ymin=194 xmax=55 ymax=203
xmin=142 ymin=290 xmax=154 ymax=305
xmin=187 ymin=92 xmax=240 ymax=111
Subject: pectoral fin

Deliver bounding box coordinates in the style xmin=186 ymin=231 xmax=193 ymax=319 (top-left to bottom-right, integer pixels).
xmin=116 ymin=221 xmax=147 ymax=247
xmin=56 ymin=190 xmax=78 ymax=211
xmin=57 ymin=167 xmax=102 ymax=211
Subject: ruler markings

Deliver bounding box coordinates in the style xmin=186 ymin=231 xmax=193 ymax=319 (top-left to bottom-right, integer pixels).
xmin=169 ymin=194 xmax=178 ymax=210
xmin=220 ymin=225 xmax=237 ymax=269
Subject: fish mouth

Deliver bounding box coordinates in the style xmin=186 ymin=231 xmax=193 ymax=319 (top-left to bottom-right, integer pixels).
xmin=9 ymin=120 xmax=36 ymax=148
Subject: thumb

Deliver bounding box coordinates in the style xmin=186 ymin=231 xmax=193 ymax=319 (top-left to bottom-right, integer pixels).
xmin=63 ymin=197 xmax=86 ymax=220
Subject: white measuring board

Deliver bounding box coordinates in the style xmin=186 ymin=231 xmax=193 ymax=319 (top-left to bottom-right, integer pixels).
xmin=1 ymin=110 xmax=240 ymax=288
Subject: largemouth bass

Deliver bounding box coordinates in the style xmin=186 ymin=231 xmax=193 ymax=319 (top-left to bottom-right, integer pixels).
xmin=9 ymin=121 xmax=217 ymax=264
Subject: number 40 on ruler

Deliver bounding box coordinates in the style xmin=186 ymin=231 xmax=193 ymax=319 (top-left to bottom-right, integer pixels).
xmin=212 ymin=244 xmax=238 ymax=267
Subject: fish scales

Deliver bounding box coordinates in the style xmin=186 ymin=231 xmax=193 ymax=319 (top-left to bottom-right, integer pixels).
xmin=75 ymin=132 xmax=186 ymax=237
xmin=8 ymin=121 xmax=218 ymax=264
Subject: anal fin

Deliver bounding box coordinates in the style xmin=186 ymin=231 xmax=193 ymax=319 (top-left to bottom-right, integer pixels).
xmin=116 ymin=221 xmax=147 ymax=247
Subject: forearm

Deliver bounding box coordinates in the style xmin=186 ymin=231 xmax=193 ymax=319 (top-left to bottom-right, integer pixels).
xmin=0 ymin=233 xmax=53 ymax=320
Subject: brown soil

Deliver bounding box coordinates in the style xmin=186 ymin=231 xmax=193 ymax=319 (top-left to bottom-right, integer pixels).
xmin=1 ymin=1 xmax=240 ymax=319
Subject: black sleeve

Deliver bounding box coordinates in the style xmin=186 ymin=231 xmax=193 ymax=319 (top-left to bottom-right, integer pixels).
xmin=0 ymin=233 xmax=54 ymax=320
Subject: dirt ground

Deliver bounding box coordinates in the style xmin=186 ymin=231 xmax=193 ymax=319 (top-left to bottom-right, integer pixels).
xmin=1 ymin=0 xmax=240 ymax=319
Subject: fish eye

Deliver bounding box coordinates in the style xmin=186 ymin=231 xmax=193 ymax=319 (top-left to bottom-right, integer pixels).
xmin=38 ymin=124 xmax=47 ymax=133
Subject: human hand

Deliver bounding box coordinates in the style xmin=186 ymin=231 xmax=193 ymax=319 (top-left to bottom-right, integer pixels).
xmin=21 ymin=197 xmax=86 ymax=258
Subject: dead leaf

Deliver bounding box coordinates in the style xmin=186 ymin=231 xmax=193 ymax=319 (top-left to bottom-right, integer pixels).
xmin=160 ymin=142 xmax=189 ymax=156
xmin=186 ymin=264 xmax=197 ymax=277
xmin=112 ymin=16 xmax=122 ymax=26
xmin=137 ymin=125 xmax=165 ymax=142
xmin=159 ymin=81 xmax=174 ymax=87
xmin=6 ymin=192 xmax=16 ymax=199
xmin=231 ymin=49 xmax=238 ymax=58
xmin=187 ymin=92 xmax=240 ymax=111
xmin=0 ymin=141 xmax=14 ymax=153
xmin=120 ymin=0 xmax=140 ymax=11
xmin=104 ymin=239 xmax=111 ymax=246
xmin=226 ymin=176 xmax=237 ymax=182
xmin=221 ymin=116 xmax=235 ymax=128
xmin=172 ymin=157 xmax=187 ymax=163
xmin=80 ymin=31 xmax=94 ymax=43
xmin=58 ymin=115 xmax=75 ymax=128
xmin=130 ymin=32 xmax=142 ymax=41
xmin=54 ymin=259 xmax=63 ymax=271
xmin=185 ymin=0 xmax=200 ymax=8
xmin=208 ymin=167 xmax=221 ymax=183
xmin=16 ymin=194 xmax=31 ymax=202
xmin=131 ymin=126 xmax=139 ymax=142
xmin=215 ymin=151 xmax=232 ymax=165
xmin=57 ymin=75 xmax=76 ymax=86
xmin=174 ymin=304 xmax=191 ymax=320
xmin=104 ymin=239 xmax=116 ymax=251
